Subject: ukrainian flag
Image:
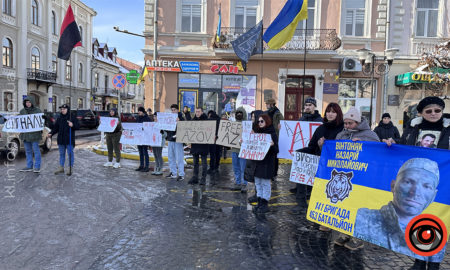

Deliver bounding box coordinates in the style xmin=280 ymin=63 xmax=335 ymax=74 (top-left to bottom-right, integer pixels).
xmin=263 ymin=0 xmax=308 ymax=50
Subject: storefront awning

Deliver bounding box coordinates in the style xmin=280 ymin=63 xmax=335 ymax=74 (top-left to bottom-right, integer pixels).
xmin=395 ymin=69 xmax=449 ymax=86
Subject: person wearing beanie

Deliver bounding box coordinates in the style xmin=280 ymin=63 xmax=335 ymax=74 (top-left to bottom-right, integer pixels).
xmin=299 ymin=97 xmax=323 ymax=122
xmin=135 ymin=106 xmax=152 ymax=172
xmin=373 ymin=112 xmax=401 ymax=142
xmin=103 ymin=108 xmax=122 ymax=169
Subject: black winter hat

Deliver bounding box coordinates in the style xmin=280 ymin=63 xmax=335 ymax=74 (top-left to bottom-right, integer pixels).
xmin=305 ymin=97 xmax=317 ymax=107
xmin=382 ymin=113 xmax=391 ymax=119
xmin=417 ymin=96 xmax=445 ymax=113
xmin=138 ymin=106 xmax=146 ymax=113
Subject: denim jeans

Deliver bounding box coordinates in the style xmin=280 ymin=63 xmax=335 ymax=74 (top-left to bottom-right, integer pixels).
xmin=255 ymin=176 xmax=271 ymax=201
xmin=168 ymin=141 xmax=184 ymax=176
xmin=193 ymin=153 xmax=207 ymax=178
xmin=58 ymin=144 xmax=74 ymax=167
xmin=152 ymin=146 xmax=163 ymax=170
xmin=231 ymin=152 xmax=246 ymax=185
xmin=24 ymin=141 xmax=41 ymax=169
xmin=138 ymin=145 xmax=149 ymax=168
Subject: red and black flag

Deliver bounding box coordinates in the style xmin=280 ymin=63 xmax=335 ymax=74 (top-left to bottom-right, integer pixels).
xmin=57 ymin=5 xmax=81 ymax=60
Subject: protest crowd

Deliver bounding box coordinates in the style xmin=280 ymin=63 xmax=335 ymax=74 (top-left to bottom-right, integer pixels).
xmin=10 ymin=94 xmax=449 ymax=270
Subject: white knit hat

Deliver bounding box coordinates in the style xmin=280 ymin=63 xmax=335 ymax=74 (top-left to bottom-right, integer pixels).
xmin=343 ymin=107 xmax=361 ymax=123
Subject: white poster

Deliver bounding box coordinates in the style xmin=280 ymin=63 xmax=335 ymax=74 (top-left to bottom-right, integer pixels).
xmin=239 ymin=133 xmax=272 ymax=161
xmin=277 ymin=121 xmax=322 ymax=159
xmin=97 ymin=117 xmax=119 ymax=132
xmin=289 ymin=152 xmax=320 ymax=186
xmin=142 ymin=122 xmax=162 ymax=146
xmin=120 ymin=123 xmax=143 ymax=145
xmin=2 ymin=113 xmax=45 ymax=133
xmin=242 ymin=120 xmax=253 ymax=136
xmin=154 ymin=113 xmax=178 ymax=131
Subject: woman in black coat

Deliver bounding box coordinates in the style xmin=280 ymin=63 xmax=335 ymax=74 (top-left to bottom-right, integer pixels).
xmin=188 ymin=108 xmax=210 ymax=185
xmin=373 ymin=113 xmax=400 ymax=143
xmin=251 ymin=114 xmax=279 ymax=214
xmin=136 ymin=107 xmax=152 ymax=172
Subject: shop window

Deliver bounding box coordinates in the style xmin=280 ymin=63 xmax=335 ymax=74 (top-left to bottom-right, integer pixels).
xmin=200 ymin=74 xmax=221 ymax=88
xmin=338 ymin=78 xmax=376 ymax=120
xmin=179 ymin=73 xmax=199 ymax=88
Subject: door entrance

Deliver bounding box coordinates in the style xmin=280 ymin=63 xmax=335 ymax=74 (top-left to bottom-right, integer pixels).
xmin=284 ymin=76 xmax=315 ymax=120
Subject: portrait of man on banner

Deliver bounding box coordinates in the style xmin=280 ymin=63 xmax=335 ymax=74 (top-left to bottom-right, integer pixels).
xmin=354 ymin=158 xmax=444 ymax=262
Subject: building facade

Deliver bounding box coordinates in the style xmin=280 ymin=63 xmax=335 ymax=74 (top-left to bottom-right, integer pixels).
xmin=142 ymin=0 xmax=403 ymax=124
xmin=1 ymin=0 xmax=96 ymax=113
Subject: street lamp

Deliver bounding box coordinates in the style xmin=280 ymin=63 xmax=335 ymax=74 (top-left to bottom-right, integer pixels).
xmin=356 ymin=48 xmax=399 ymax=126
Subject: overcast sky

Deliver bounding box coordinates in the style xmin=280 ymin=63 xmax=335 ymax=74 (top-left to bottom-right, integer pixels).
xmin=82 ymin=0 xmax=145 ymax=66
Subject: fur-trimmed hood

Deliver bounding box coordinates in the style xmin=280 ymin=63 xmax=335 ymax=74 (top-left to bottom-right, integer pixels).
xmin=409 ymin=114 xmax=450 ymax=128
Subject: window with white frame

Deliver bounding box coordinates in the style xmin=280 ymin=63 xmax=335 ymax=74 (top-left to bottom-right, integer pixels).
xmin=31 ymin=47 xmax=40 ymax=69
xmin=338 ymin=78 xmax=376 ymax=120
xmin=344 ymin=0 xmax=365 ymax=36
xmin=94 ymin=72 xmax=99 ymax=87
xmin=3 ymin=0 xmax=12 ymax=16
xmin=78 ymin=98 xmax=83 ymax=109
xmin=2 ymin=38 xmax=13 ymax=67
xmin=235 ymin=0 xmax=258 ymax=31
xmin=78 ymin=63 xmax=83 ymax=83
xmin=65 ymin=96 xmax=71 ymax=107
xmin=181 ymin=0 xmax=202 ymax=32
xmin=296 ymin=0 xmax=315 ymax=35
xmin=31 ymin=0 xmax=38 ymax=25
xmin=65 ymin=59 xmax=71 ymax=80
xmin=3 ymin=91 xmax=13 ymax=111
xmin=52 ymin=11 xmax=57 ymax=35
xmin=52 ymin=54 xmax=57 ymax=73
xmin=79 ymin=26 xmax=83 ymax=45
xmin=415 ymin=0 xmax=439 ymax=37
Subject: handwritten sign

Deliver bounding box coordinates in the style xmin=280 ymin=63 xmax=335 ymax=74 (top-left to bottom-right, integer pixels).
xmin=97 ymin=117 xmax=119 ymax=132
xmin=2 ymin=113 xmax=44 ymax=133
xmin=142 ymin=122 xmax=162 ymax=146
xmin=120 ymin=123 xmax=143 ymax=145
xmin=154 ymin=113 xmax=178 ymax=131
xmin=239 ymin=133 xmax=272 ymax=160
xmin=289 ymin=152 xmax=320 ymax=186
xmin=217 ymin=120 xmax=242 ymax=148
xmin=242 ymin=120 xmax=253 ymax=135
xmin=176 ymin=121 xmax=217 ymax=144
xmin=278 ymin=121 xmax=322 ymax=159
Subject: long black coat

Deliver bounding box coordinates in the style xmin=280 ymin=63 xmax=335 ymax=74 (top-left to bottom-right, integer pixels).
xmin=298 ymin=121 xmax=344 ymax=155
xmin=190 ymin=113 xmax=210 ymax=155
xmin=399 ymin=114 xmax=450 ymax=149
xmin=373 ymin=121 xmax=400 ymax=142
xmin=50 ymin=112 xmax=80 ymax=146
xmin=253 ymin=125 xmax=279 ymax=180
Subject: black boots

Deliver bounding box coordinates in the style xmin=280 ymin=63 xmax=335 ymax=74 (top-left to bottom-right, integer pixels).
xmin=409 ymin=259 xmax=427 ymax=270
xmin=257 ymin=199 xmax=269 ymax=213
xmin=188 ymin=176 xmax=199 ymax=185
xmin=135 ymin=166 xmax=143 ymax=171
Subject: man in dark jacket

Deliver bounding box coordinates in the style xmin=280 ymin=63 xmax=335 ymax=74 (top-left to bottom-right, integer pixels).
xmin=188 ymin=107 xmax=209 ymax=185
xmin=136 ymin=107 xmax=152 ymax=172
xmin=373 ymin=113 xmax=400 ymax=143
xmin=48 ymin=104 xmax=80 ymax=176
xmin=166 ymin=104 xmax=185 ymax=181
xmin=207 ymin=110 xmax=221 ymax=174
xmin=19 ymin=96 xmax=43 ymax=173
xmin=183 ymin=106 xmax=192 ymax=120
xmin=299 ymin=97 xmax=323 ymax=122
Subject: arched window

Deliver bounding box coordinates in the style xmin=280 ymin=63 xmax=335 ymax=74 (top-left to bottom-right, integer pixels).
xmin=79 ymin=26 xmax=83 ymax=45
xmin=78 ymin=63 xmax=83 ymax=82
xmin=31 ymin=47 xmax=40 ymax=70
xmin=3 ymin=92 xmax=13 ymax=111
xmin=2 ymin=38 xmax=13 ymax=67
xmin=52 ymin=54 xmax=57 ymax=73
xmin=3 ymin=0 xmax=12 ymax=16
xmin=32 ymin=0 xmax=38 ymax=25
xmin=51 ymin=11 xmax=56 ymax=35
xmin=65 ymin=59 xmax=71 ymax=80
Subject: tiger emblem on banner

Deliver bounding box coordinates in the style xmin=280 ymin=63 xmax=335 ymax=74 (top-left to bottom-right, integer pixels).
xmin=325 ymin=169 xmax=354 ymax=204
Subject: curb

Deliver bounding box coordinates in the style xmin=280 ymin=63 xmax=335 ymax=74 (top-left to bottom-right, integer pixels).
xmin=92 ymin=148 xmax=293 ymax=164
xmin=75 ymin=131 xmax=100 ymax=139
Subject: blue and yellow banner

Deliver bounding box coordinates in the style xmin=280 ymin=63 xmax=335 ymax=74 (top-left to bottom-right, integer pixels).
xmin=307 ymin=141 xmax=450 ymax=262
xmin=263 ymin=0 xmax=308 ymax=50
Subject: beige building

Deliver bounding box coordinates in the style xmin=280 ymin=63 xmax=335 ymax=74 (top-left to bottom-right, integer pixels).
xmin=1 ymin=0 xmax=96 ymax=113
xmin=142 ymin=0 xmax=448 ymax=127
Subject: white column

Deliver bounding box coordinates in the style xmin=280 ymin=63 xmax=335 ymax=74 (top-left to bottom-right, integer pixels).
xmin=17 ymin=0 xmax=28 ymax=112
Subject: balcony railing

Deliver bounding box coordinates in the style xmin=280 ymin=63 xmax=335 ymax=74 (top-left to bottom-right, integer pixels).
xmin=214 ymin=28 xmax=341 ymax=51
xmin=27 ymin=68 xmax=57 ymax=83
xmin=93 ymin=87 xmax=136 ymax=100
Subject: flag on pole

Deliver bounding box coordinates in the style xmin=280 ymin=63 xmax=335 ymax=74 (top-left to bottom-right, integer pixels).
xmin=335 ymin=64 xmax=341 ymax=81
xmin=231 ymin=21 xmax=263 ymax=71
xmin=263 ymin=0 xmax=308 ymax=50
xmin=57 ymin=4 xmax=81 ymax=60
xmin=137 ymin=65 xmax=149 ymax=85
xmin=216 ymin=4 xmax=222 ymax=43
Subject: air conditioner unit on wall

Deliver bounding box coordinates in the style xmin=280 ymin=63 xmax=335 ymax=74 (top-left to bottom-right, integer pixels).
xmin=342 ymin=57 xmax=362 ymax=72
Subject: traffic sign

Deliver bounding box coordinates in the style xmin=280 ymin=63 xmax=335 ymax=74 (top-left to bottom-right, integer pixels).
xmin=126 ymin=70 xmax=139 ymax=84
xmin=112 ymin=74 xmax=127 ymax=89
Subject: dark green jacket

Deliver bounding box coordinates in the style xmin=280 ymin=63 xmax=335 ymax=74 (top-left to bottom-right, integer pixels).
xmin=19 ymin=96 xmax=42 ymax=142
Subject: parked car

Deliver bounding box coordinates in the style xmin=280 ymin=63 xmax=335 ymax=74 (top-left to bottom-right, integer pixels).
xmin=0 ymin=114 xmax=52 ymax=159
xmin=71 ymin=109 xmax=97 ymax=129
xmin=94 ymin=111 xmax=110 ymax=127
xmin=121 ymin=112 xmax=136 ymax=122
xmin=43 ymin=112 xmax=57 ymax=129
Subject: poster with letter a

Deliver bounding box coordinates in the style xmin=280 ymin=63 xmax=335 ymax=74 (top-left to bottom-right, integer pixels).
xmin=277 ymin=121 xmax=321 ymax=159
xmin=307 ymin=140 xmax=450 ymax=262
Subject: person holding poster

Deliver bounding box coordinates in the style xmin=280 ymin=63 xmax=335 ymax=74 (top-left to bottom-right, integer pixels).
xmin=166 ymin=104 xmax=185 ymax=181
xmin=103 ymin=109 xmax=122 ymax=169
xmin=230 ymin=107 xmax=248 ymax=192
xmin=151 ymin=112 xmax=166 ymax=176
xmin=291 ymin=103 xmax=344 ymax=216
xmin=250 ymin=114 xmax=278 ymax=214
xmin=19 ymin=96 xmax=43 ymax=173
xmin=247 ymin=109 xmax=264 ymax=204
xmin=135 ymin=107 xmax=152 ymax=172
xmin=207 ymin=110 xmax=221 ymax=174
xmin=48 ymin=104 xmax=79 ymax=176
xmin=188 ymin=108 xmax=209 ymax=185
xmin=333 ymin=107 xmax=379 ymax=250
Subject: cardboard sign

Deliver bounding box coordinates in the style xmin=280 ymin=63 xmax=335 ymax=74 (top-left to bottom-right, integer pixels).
xmin=239 ymin=133 xmax=272 ymax=160
xmin=97 ymin=117 xmax=119 ymax=132
xmin=2 ymin=113 xmax=44 ymax=133
xmin=154 ymin=113 xmax=178 ymax=131
xmin=142 ymin=122 xmax=162 ymax=146
xmin=289 ymin=152 xmax=320 ymax=186
xmin=278 ymin=121 xmax=322 ymax=159
xmin=176 ymin=120 xmax=217 ymax=144
xmin=216 ymin=120 xmax=242 ymax=148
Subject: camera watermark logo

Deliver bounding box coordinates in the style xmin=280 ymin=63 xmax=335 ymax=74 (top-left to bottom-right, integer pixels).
xmin=405 ymin=214 xmax=447 ymax=257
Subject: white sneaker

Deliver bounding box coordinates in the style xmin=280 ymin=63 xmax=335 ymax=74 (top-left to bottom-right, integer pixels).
xmin=103 ymin=162 xmax=113 ymax=167
xmin=113 ymin=162 xmax=121 ymax=168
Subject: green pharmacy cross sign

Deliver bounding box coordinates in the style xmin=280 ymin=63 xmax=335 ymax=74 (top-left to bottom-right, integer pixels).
xmin=126 ymin=70 xmax=139 ymax=84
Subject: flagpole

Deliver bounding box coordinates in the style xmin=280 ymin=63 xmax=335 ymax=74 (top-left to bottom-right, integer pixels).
xmin=260 ymin=22 xmax=264 ymax=110
xmin=301 ymin=18 xmax=308 ymax=115
xmin=69 ymin=69 xmax=72 ymax=173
